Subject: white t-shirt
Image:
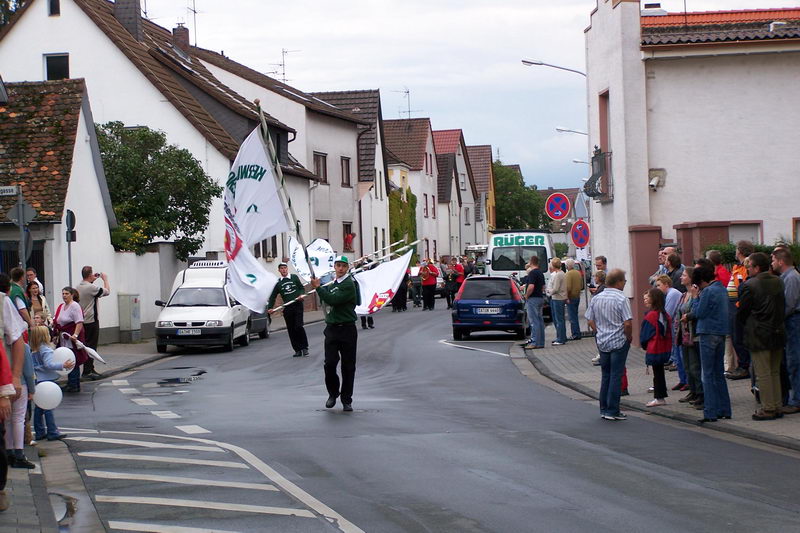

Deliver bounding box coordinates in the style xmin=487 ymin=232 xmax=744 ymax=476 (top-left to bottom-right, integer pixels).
xmin=2 ymin=296 xmax=26 ymax=346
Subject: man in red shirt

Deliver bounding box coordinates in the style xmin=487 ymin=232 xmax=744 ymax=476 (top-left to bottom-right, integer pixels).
xmin=707 ymin=250 xmax=731 ymax=288
xmin=421 ymin=259 xmax=439 ymax=311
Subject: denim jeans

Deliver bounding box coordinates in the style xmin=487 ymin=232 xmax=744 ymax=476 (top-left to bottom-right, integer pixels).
xmin=67 ymin=364 xmax=81 ymax=389
xmin=699 ymin=334 xmax=732 ymax=419
xmin=567 ymin=298 xmax=581 ymax=339
xmin=599 ymin=342 xmax=630 ymax=417
xmin=671 ymin=344 xmax=687 ymax=385
xmin=785 ymin=313 xmax=800 ymax=407
xmin=526 ymin=297 xmax=545 ymax=347
xmin=551 ymin=299 xmax=567 ymax=343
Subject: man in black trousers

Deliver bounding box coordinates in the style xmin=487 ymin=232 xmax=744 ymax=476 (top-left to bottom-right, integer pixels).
xmin=268 ymin=263 xmax=309 ymax=357
xmin=311 ymin=256 xmax=359 ymax=412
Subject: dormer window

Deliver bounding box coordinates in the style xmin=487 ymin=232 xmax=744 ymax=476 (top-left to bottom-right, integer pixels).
xmin=49 ymin=0 xmax=60 ymax=16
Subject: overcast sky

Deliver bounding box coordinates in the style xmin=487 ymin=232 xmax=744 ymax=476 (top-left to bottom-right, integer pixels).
xmin=144 ymin=0 xmax=788 ymax=189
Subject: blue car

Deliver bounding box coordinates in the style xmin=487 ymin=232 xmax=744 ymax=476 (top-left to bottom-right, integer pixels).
xmin=451 ymin=276 xmax=530 ymax=340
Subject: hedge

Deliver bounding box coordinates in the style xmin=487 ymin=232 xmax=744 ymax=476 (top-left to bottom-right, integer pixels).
xmin=700 ymin=242 xmax=800 ymax=266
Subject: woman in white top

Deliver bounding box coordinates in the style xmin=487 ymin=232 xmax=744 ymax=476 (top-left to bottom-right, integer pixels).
xmin=548 ymin=258 xmax=568 ymax=345
xmin=53 ymin=287 xmax=86 ymax=393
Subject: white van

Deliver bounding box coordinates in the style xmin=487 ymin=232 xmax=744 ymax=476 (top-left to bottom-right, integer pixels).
xmin=154 ymin=261 xmax=268 ymax=353
xmin=485 ymin=231 xmax=554 ymax=280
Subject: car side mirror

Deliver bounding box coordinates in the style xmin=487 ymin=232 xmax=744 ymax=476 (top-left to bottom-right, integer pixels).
xmin=155 ymin=300 xmax=166 ymax=307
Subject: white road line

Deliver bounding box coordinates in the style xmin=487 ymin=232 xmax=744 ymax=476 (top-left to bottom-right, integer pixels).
xmin=78 ymin=452 xmax=248 ymax=469
xmin=142 ymin=383 xmax=161 ymax=388
xmin=66 ymin=436 xmax=223 ymax=453
xmin=96 ymin=495 xmax=315 ymax=518
xmin=59 ymin=427 xmax=99 ymax=434
xmin=438 ymin=339 xmax=511 ymax=357
xmin=151 ymin=411 xmax=181 ymax=419
xmin=108 ymin=520 xmax=238 ymax=533
xmin=119 ymin=388 xmax=140 ymax=395
xmin=175 ymin=425 xmax=210 ymax=434
xmin=85 ymin=470 xmax=277 ymax=491
xmin=132 ymin=398 xmax=157 ymax=406
xmin=112 ymin=379 xmax=130 ymax=386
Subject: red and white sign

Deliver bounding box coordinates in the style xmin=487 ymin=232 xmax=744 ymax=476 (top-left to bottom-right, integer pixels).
xmin=545 ymin=193 xmax=571 ymax=221
xmin=571 ymin=218 xmax=591 ymax=249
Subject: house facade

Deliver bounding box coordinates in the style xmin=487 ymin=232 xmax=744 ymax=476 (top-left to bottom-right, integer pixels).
xmin=384 ymin=118 xmax=440 ymax=260
xmin=435 ymin=153 xmax=462 ymax=258
xmin=432 ymin=129 xmax=479 ymax=250
xmin=585 ymin=0 xmax=800 ymax=320
xmin=466 ymin=145 xmax=496 ymax=242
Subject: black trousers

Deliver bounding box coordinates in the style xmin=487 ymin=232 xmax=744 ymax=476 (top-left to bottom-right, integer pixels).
xmin=283 ymin=303 xmax=308 ymax=352
xmin=83 ymin=321 xmax=100 ymax=375
xmin=324 ymin=323 xmax=357 ymax=404
xmin=422 ymin=285 xmax=436 ymax=310
xmin=652 ymin=363 xmax=668 ymax=399
xmin=360 ymin=316 xmax=374 ymax=328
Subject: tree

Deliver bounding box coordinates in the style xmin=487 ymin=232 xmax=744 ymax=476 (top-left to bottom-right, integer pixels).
xmin=389 ymin=187 xmax=418 ymax=262
xmin=0 ymin=0 xmax=24 ymax=26
xmin=96 ymin=121 xmax=222 ymax=260
xmin=492 ymin=161 xmax=547 ymax=230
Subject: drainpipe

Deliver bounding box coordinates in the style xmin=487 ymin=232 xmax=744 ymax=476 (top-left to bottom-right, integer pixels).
xmin=356 ymin=123 xmax=374 ymax=256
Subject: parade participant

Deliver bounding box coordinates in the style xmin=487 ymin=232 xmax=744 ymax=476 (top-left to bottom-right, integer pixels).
xmin=359 ymin=260 xmax=376 ymax=329
xmin=311 ymin=256 xmax=359 ymax=412
xmin=268 ymin=263 xmax=309 ymax=357
xmin=420 ymin=259 xmax=439 ymax=311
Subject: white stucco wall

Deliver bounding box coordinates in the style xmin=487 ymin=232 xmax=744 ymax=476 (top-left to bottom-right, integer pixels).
xmin=453 ymin=145 xmax=476 ymax=248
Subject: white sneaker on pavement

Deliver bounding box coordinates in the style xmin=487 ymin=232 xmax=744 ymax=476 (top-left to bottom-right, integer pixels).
xmin=646 ymin=399 xmax=666 ymax=407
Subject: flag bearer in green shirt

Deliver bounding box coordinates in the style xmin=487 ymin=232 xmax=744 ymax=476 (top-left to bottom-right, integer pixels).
xmin=268 ymin=263 xmax=309 ymax=358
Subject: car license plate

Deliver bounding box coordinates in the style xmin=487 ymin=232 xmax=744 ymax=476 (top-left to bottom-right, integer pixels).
xmin=177 ymin=329 xmax=201 ymax=335
xmin=475 ymin=307 xmax=500 ymax=315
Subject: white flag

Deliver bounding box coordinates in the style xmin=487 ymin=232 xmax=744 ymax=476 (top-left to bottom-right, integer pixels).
xmin=224 ymin=207 xmax=277 ymax=312
xmin=289 ymin=237 xmax=335 ymax=282
xmin=224 ymin=127 xmax=289 ymax=246
xmin=354 ymin=251 xmax=412 ymax=315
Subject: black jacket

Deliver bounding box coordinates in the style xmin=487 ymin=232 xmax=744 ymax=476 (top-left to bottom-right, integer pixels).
xmin=738 ymin=272 xmax=785 ymax=351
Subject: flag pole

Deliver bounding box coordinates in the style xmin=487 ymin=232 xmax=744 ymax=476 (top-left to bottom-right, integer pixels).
xmin=352 ymin=238 xmax=405 ymax=266
xmin=271 ymin=240 xmax=420 ymax=312
xmin=254 ymin=100 xmax=316 ymax=279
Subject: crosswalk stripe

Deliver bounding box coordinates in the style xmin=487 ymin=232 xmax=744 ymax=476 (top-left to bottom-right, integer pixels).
xmin=119 ymin=388 xmax=140 ymax=395
xmin=112 ymin=380 xmax=130 ymax=386
xmin=96 ymin=496 xmax=316 ymax=518
xmin=151 ymin=411 xmax=181 ymax=419
xmin=85 ymin=470 xmax=278 ymax=491
xmin=66 ymin=437 xmax=223 ymax=453
xmin=175 ymin=425 xmax=210 ymax=435
xmin=108 ymin=520 xmax=238 ymax=533
xmin=78 ymin=452 xmax=248 ymax=469
xmin=132 ymin=398 xmax=157 ymax=406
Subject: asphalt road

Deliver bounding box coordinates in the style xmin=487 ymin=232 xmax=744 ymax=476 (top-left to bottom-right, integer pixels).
xmin=58 ymin=306 xmax=800 ymax=532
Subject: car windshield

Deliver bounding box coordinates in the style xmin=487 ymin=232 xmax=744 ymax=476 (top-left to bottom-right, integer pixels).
xmin=491 ymin=246 xmax=547 ymax=271
xmin=168 ymin=288 xmax=227 ymax=307
xmin=460 ymin=279 xmax=512 ymax=300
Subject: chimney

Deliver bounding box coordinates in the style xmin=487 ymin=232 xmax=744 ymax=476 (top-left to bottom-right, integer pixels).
xmin=114 ymin=0 xmax=143 ymax=41
xmin=641 ymin=2 xmax=668 ymax=16
xmin=172 ymin=23 xmax=190 ymax=53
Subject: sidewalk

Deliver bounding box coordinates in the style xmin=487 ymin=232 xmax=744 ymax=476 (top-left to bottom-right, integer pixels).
xmin=0 ymin=308 xmax=326 ymax=531
xmin=517 ymin=325 xmax=800 ymax=451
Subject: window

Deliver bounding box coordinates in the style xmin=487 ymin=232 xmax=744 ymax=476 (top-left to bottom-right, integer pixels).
xmin=423 ymin=194 xmax=428 ymax=217
xmin=377 ymin=171 xmax=382 ymax=200
xmin=373 ymin=227 xmax=378 ymax=252
xmin=45 ymin=54 xmax=69 ymax=80
xmin=49 ymin=0 xmax=60 ymax=16
xmin=253 ymin=237 xmax=278 ymax=259
xmin=343 ymin=222 xmax=354 ymax=252
xmin=424 ymin=239 xmax=430 ymax=260
xmin=459 ymin=173 xmax=466 ymax=190
xmin=433 ymin=240 xmax=437 ymax=260
xmin=313 ymin=152 xmax=327 ymax=183
xmin=464 ymin=207 xmax=471 ymax=225
xmin=424 ymin=153 xmax=428 ymax=174
xmin=432 ymin=196 xmax=436 ymax=219
xmin=729 ymin=223 xmax=762 ymax=244
xmin=315 ymin=220 xmax=330 ymax=241
xmin=381 ymin=228 xmax=386 ymax=250
xmin=340 ymin=157 xmax=351 ymax=187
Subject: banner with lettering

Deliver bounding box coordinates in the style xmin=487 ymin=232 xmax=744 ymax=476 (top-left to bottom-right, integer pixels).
xmin=224 ymin=204 xmax=277 ymax=313
xmin=224 ymin=126 xmax=289 ymax=246
xmin=289 ymin=237 xmax=335 ymax=282
xmin=354 ymin=251 xmax=412 ymax=315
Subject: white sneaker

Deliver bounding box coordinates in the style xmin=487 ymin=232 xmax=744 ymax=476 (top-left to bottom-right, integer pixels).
xmin=591 ymin=355 xmax=601 ymax=366
xmin=646 ymin=399 xmax=666 ymax=407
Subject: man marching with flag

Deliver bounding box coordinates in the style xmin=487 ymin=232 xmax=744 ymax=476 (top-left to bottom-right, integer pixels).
xmin=311 ymin=256 xmax=359 ymax=412
xmin=267 ymin=263 xmax=309 ymax=358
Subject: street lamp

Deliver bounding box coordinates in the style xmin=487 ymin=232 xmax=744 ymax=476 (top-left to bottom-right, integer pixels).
xmin=556 ymin=127 xmax=588 ymax=136
xmin=521 ymin=59 xmax=586 ymax=78
xmin=572 ymin=159 xmax=590 ymax=165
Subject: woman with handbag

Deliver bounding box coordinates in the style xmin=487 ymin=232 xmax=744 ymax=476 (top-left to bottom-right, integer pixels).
xmin=678 ymin=267 xmax=703 ymax=408
xmin=53 ymin=287 xmax=88 ymax=393
xmin=641 ymin=288 xmax=672 ymax=407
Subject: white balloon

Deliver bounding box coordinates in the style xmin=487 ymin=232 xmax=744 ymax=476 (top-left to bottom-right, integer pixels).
xmin=33 ymin=381 xmax=63 ymax=410
xmin=52 ymin=347 xmax=76 ymax=378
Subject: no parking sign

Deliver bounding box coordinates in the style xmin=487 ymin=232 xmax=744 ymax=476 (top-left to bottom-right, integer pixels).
xmin=545 ymin=193 xmax=571 ymax=221
xmin=571 ymin=218 xmax=590 ymax=249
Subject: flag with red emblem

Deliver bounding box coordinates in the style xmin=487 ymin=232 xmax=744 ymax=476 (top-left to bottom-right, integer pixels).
xmin=354 ymin=251 xmax=412 ymax=315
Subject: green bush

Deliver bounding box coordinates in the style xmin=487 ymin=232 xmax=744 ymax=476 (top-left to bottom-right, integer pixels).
xmin=701 ymin=241 xmax=800 ymax=266
xmin=554 ymin=242 xmax=569 ymax=258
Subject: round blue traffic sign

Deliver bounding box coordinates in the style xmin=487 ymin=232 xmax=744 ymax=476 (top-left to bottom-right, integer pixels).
xmin=571 ymin=218 xmax=590 ymax=249
xmin=545 ymin=193 xmax=571 ymax=221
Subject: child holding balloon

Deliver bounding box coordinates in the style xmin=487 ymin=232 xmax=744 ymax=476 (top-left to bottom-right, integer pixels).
xmin=29 ymin=326 xmax=72 ymax=442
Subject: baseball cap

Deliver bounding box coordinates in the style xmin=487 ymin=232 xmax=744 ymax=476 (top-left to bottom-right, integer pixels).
xmin=278 ymin=262 xmax=288 ymax=268
xmin=334 ymin=255 xmax=349 ymax=265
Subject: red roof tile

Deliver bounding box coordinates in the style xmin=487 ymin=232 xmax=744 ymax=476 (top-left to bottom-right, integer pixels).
xmin=466 ymin=145 xmax=493 ymax=195
xmin=0 ymin=80 xmax=85 ymax=223
xmin=383 ymin=118 xmax=432 ymax=171
xmin=642 ymin=8 xmax=800 ymax=27
xmin=432 ymin=129 xmax=462 ymax=155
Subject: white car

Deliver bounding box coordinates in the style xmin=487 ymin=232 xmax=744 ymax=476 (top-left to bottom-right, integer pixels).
xmin=154 ymin=262 xmax=251 ymax=353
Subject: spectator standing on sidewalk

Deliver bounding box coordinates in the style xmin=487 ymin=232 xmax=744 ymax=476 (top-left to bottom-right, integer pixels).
xmin=548 ymin=258 xmax=568 ymax=346
xmin=706 ymin=250 xmax=731 ymax=288
xmin=771 ymin=249 xmax=800 ymax=415
xmin=590 ymin=256 xmax=607 ymax=295
xmin=268 ymin=263 xmax=309 ymax=357
xmin=76 ymin=266 xmax=110 ymax=381
xmin=666 ymin=253 xmax=686 ymax=294
xmin=565 ymin=259 xmax=583 ymax=341
xmin=677 ymin=267 xmax=703 ymax=408
xmin=586 ymin=269 xmax=633 ymax=421
xmin=522 ymin=256 xmax=545 ymax=350
xmin=26 ymin=268 xmax=44 ymax=296
xmin=8 ymin=268 xmax=32 ymax=329
xmin=738 ymin=252 xmax=785 ymax=420
xmin=641 ymin=288 xmax=672 ymax=407
xmin=726 ymin=240 xmax=754 ymax=381
xmin=649 ymin=246 xmax=674 ymax=286
xmin=686 ymin=262 xmax=731 ymax=423
xmin=656 ymin=275 xmax=687 ymax=390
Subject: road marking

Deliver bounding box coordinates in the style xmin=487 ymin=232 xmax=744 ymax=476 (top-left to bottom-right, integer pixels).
xmin=78 ymin=452 xmax=248 ymax=469
xmin=438 ymin=339 xmax=511 ymax=357
xmin=85 ymin=470 xmax=278 ymax=491
xmin=96 ymin=496 xmax=315 ymax=518
xmin=175 ymin=425 xmax=210 ymax=434
xmin=66 ymin=436 xmax=222 ymax=453
xmin=132 ymin=398 xmax=157 ymax=406
xmin=151 ymin=411 xmax=182 ymax=419
xmin=119 ymin=388 xmax=140 ymax=394
xmin=60 ymin=427 xmax=98 ymax=434
xmin=142 ymin=383 xmax=160 ymax=388
xmin=112 ymin=379 xmax=129 ymax=386
xmin=108 ymin=521 xmax=237 ymax=533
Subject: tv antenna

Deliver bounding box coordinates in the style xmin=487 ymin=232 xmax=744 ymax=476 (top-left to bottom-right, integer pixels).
xmin=187 ymin=0 xmax=200 ymax=45
xmin=270 ymin=48 xmax=301 ymax=84
xmin=392 ymin=87 xmax=422 ymax=119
